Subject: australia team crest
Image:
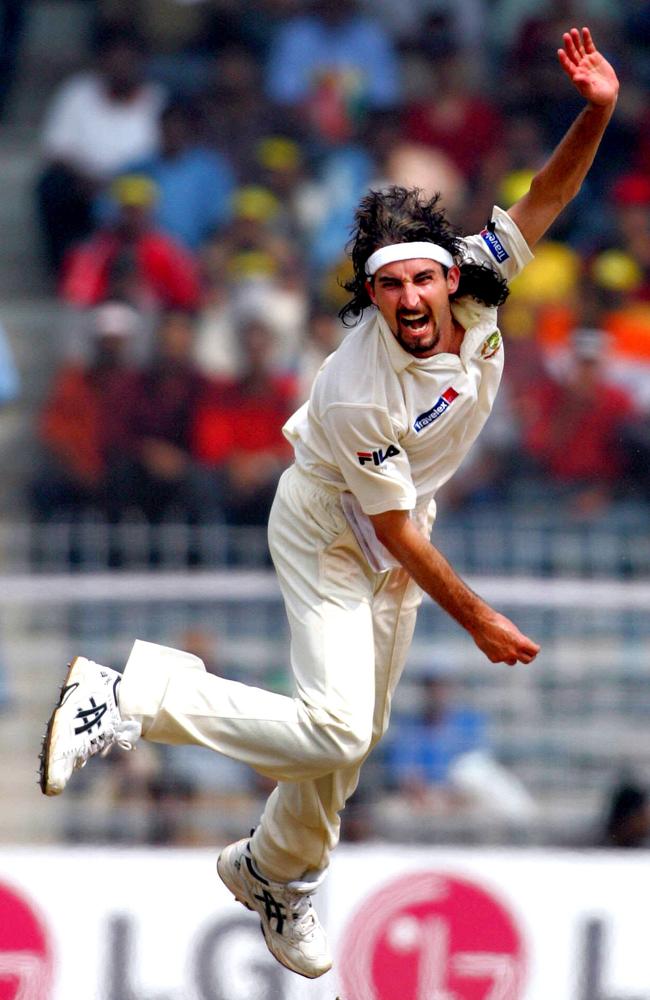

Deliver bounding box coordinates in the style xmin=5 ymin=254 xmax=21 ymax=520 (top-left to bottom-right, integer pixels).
xmin=480 ymin=331 xmax=502 ymax=359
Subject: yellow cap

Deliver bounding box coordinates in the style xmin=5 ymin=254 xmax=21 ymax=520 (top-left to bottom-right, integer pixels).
xmin=227 ymin=250 xmax=278 ymax=280
xmin=232 ymin=186 xmax=281 ymax=222
xmin=591 ymin=249 xmax=643 ymax=292
xmin=110 ymin=174 xmax=158 ymax=207
xmin=257 ymin=137 xmax=302 ymax=172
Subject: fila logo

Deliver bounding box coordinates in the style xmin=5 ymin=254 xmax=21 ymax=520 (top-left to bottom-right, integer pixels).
xmin=357 ymin=444 xmax=400 ymax=466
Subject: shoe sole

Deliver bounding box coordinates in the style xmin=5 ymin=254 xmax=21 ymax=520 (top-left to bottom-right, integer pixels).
xmin=39 ymin=656 xmax=81 ymax=797
xmin=216 ymin=851 xmax=329 ymax=980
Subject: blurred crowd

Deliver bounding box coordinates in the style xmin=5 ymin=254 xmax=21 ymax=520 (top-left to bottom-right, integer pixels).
xmin=21 ymin=0 xmax=650 ymax=527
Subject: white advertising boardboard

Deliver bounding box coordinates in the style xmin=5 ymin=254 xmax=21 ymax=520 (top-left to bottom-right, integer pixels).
xmin=0 ymin=845 xmax=648 ymax=1000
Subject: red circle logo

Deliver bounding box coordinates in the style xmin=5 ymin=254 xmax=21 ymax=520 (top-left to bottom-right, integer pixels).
xmin=0 ymin=881 xmax=53 ymax=1000
xmin=338 ymin=870 xmax=526 ymax=1000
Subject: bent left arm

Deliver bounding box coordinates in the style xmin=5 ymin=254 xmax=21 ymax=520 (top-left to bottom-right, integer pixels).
xmin=508 ymin=27 xmax=619 ymax=249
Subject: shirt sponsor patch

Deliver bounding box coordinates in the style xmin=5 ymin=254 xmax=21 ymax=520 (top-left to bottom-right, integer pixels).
xmin=357 ymin=444 xmax=400 ymax=466
xmin=480 ymin=227 xmax=510 ymax=264
xmin=414 ymin=387 xmax=459 ymax=433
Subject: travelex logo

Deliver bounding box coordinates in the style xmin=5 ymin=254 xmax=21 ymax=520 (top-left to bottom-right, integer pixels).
xmin=414 ymin=387 xmax=459 ymax=433
xmin=480 ymin=227 xmax=510 ymax=264
xmin=357 ymin=444 xmax=400 ymax=466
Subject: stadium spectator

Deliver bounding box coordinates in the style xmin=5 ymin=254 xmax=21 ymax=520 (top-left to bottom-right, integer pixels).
xmin=193 ymin=273 xmax=239 ymax=379
xmin=127 ymin=310 xmax=208 ymax=525
xmin=384 ymin=671 xmax=490 ymax=802
xmin=232 ymin=260 xmax=309 ymax=376
xmin=60 ymin=173 xmax=201 ymax=313
xmin=265 ymin=0 xmax=400 ymax=144
xmin=115 ymin=100 xmax=236 ymax=252
xmin=361 ymin=0 xmax=487 ymax=55
xmin=31 ymin=302 xmax=141 ymax=522
xmin=295 ymin=304 xmax=344 ymax=403
xmin=253 ymin=136 xmax=310 ymax=246
xmin=382 ymin=671 xmax=536 ymax=826
xmin=490 ymin=0 xmax=619 ymax=59
xmin=192 ymin=317 xmax=296 ymax=526
xmin=518 ymin=326 xmax=637 ymax=513
xmin=199 ymin=45 xmax=275 ymax=178
xmin=36 ymin=23 xmax=165 ymax=274
xmin=203 ymin=184 xmax=291 ymax=277
xmin=300 ymin=130 xmax=376 ymax=274
xmin=404 ymin=46 xmax=503 ymax=183
xmin=598 ymin=779 xmax=650 ymax=848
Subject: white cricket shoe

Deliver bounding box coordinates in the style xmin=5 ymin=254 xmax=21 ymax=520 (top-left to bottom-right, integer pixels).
xmin=39 ymin=656 xmax=141 ymax=796
xmin=217 ymin=838 xmax=332 ymax=979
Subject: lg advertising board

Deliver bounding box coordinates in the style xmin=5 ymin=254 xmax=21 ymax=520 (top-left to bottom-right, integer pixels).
xmin=0 ymin=846 xmax=647 ymax=999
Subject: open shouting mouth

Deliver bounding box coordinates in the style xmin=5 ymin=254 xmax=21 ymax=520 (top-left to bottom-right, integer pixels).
xmin=399 ymin=313 xmax=430 ymax=332
xmin=394 ymin=310 xmax=441 ymax=356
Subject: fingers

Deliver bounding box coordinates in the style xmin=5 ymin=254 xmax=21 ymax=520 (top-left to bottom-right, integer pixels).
xmin=562 ymin=26 xmax=596 ymax=64
xmin=557 ymin=47 xmax=574 ymax=78
xmin=582 ymin=26 xmax=596 ymax=54
xmin=517 ymin=650 xmax=537 ymax=665
xmin=502 ymin=637 xmax=541 ymax=666
xmin=487 ymin=644 xmax=540 ymax=666
xmin=562 ymin=29 xmax=581 ymax=66
xmin=517 ymin=637 xmax=541 ymax=664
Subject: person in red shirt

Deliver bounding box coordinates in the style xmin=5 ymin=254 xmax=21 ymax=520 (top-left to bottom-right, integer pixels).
xmin=404 ymin=47 xmax=503 ymax=182
xmin=520 ymin=327 xmax=635 ymax=512
xmin=192 ymin=317 xmax=296 ymax=526
xmin=60 ymin=174 xmax=201 ymax=312
xmin=128 ymin=310 xmax=209 ymax=524
xmin=31 ymin=301 xmax=141 ymax=521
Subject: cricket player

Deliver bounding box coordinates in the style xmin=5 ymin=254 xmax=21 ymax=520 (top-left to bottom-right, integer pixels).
xmin=39 ymin=29 xmax=618 ymax=980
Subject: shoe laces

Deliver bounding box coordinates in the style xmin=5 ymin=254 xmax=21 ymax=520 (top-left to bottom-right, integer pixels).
xmin=283 ymin=872 xmax=326 ymax=941
xmin=284 ymin=889 xmax=317 ymax=940
xmin=75 ymin=720 xmax=141 ymax=769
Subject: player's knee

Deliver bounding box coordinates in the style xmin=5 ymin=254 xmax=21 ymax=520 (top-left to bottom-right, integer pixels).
xmin=319 ymin=717 xmax=371 ymax=768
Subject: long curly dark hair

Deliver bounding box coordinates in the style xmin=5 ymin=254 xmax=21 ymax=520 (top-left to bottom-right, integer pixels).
xmin=339 ymin=186 xmax=510 ymax=325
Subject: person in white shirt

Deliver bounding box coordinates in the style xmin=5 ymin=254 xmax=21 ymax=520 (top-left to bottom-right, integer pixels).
xmin=36 ymin=23 xmax=165 ymax=273
xmin=39 ymin=27 xmax=618 ymax=982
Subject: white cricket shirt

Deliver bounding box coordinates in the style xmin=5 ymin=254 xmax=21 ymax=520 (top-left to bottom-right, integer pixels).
xmin=285 ymin=206 xmax=533 ymax=524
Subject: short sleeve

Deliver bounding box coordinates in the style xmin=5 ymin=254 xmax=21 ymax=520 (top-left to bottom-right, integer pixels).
xmin=322 ymin=402 xmax=416 ymax=514
xmin=461 ymin=205 xmax=534 ymax=282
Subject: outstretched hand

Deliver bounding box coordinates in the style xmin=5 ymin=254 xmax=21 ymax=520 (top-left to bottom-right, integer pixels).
xmin=558 ymin=27 xmax=619 ymax=107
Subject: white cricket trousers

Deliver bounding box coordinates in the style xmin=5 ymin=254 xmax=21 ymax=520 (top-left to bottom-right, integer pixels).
xmin=119 ymin=465 xmax=428 ymax=882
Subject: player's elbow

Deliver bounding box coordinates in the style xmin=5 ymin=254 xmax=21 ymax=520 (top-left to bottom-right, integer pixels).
xmin=370 ymin=508 xmax=409 ymax=550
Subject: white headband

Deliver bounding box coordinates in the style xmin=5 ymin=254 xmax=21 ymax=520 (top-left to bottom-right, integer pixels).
xmin=365 ymin=242 xmax=455 ymax=277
